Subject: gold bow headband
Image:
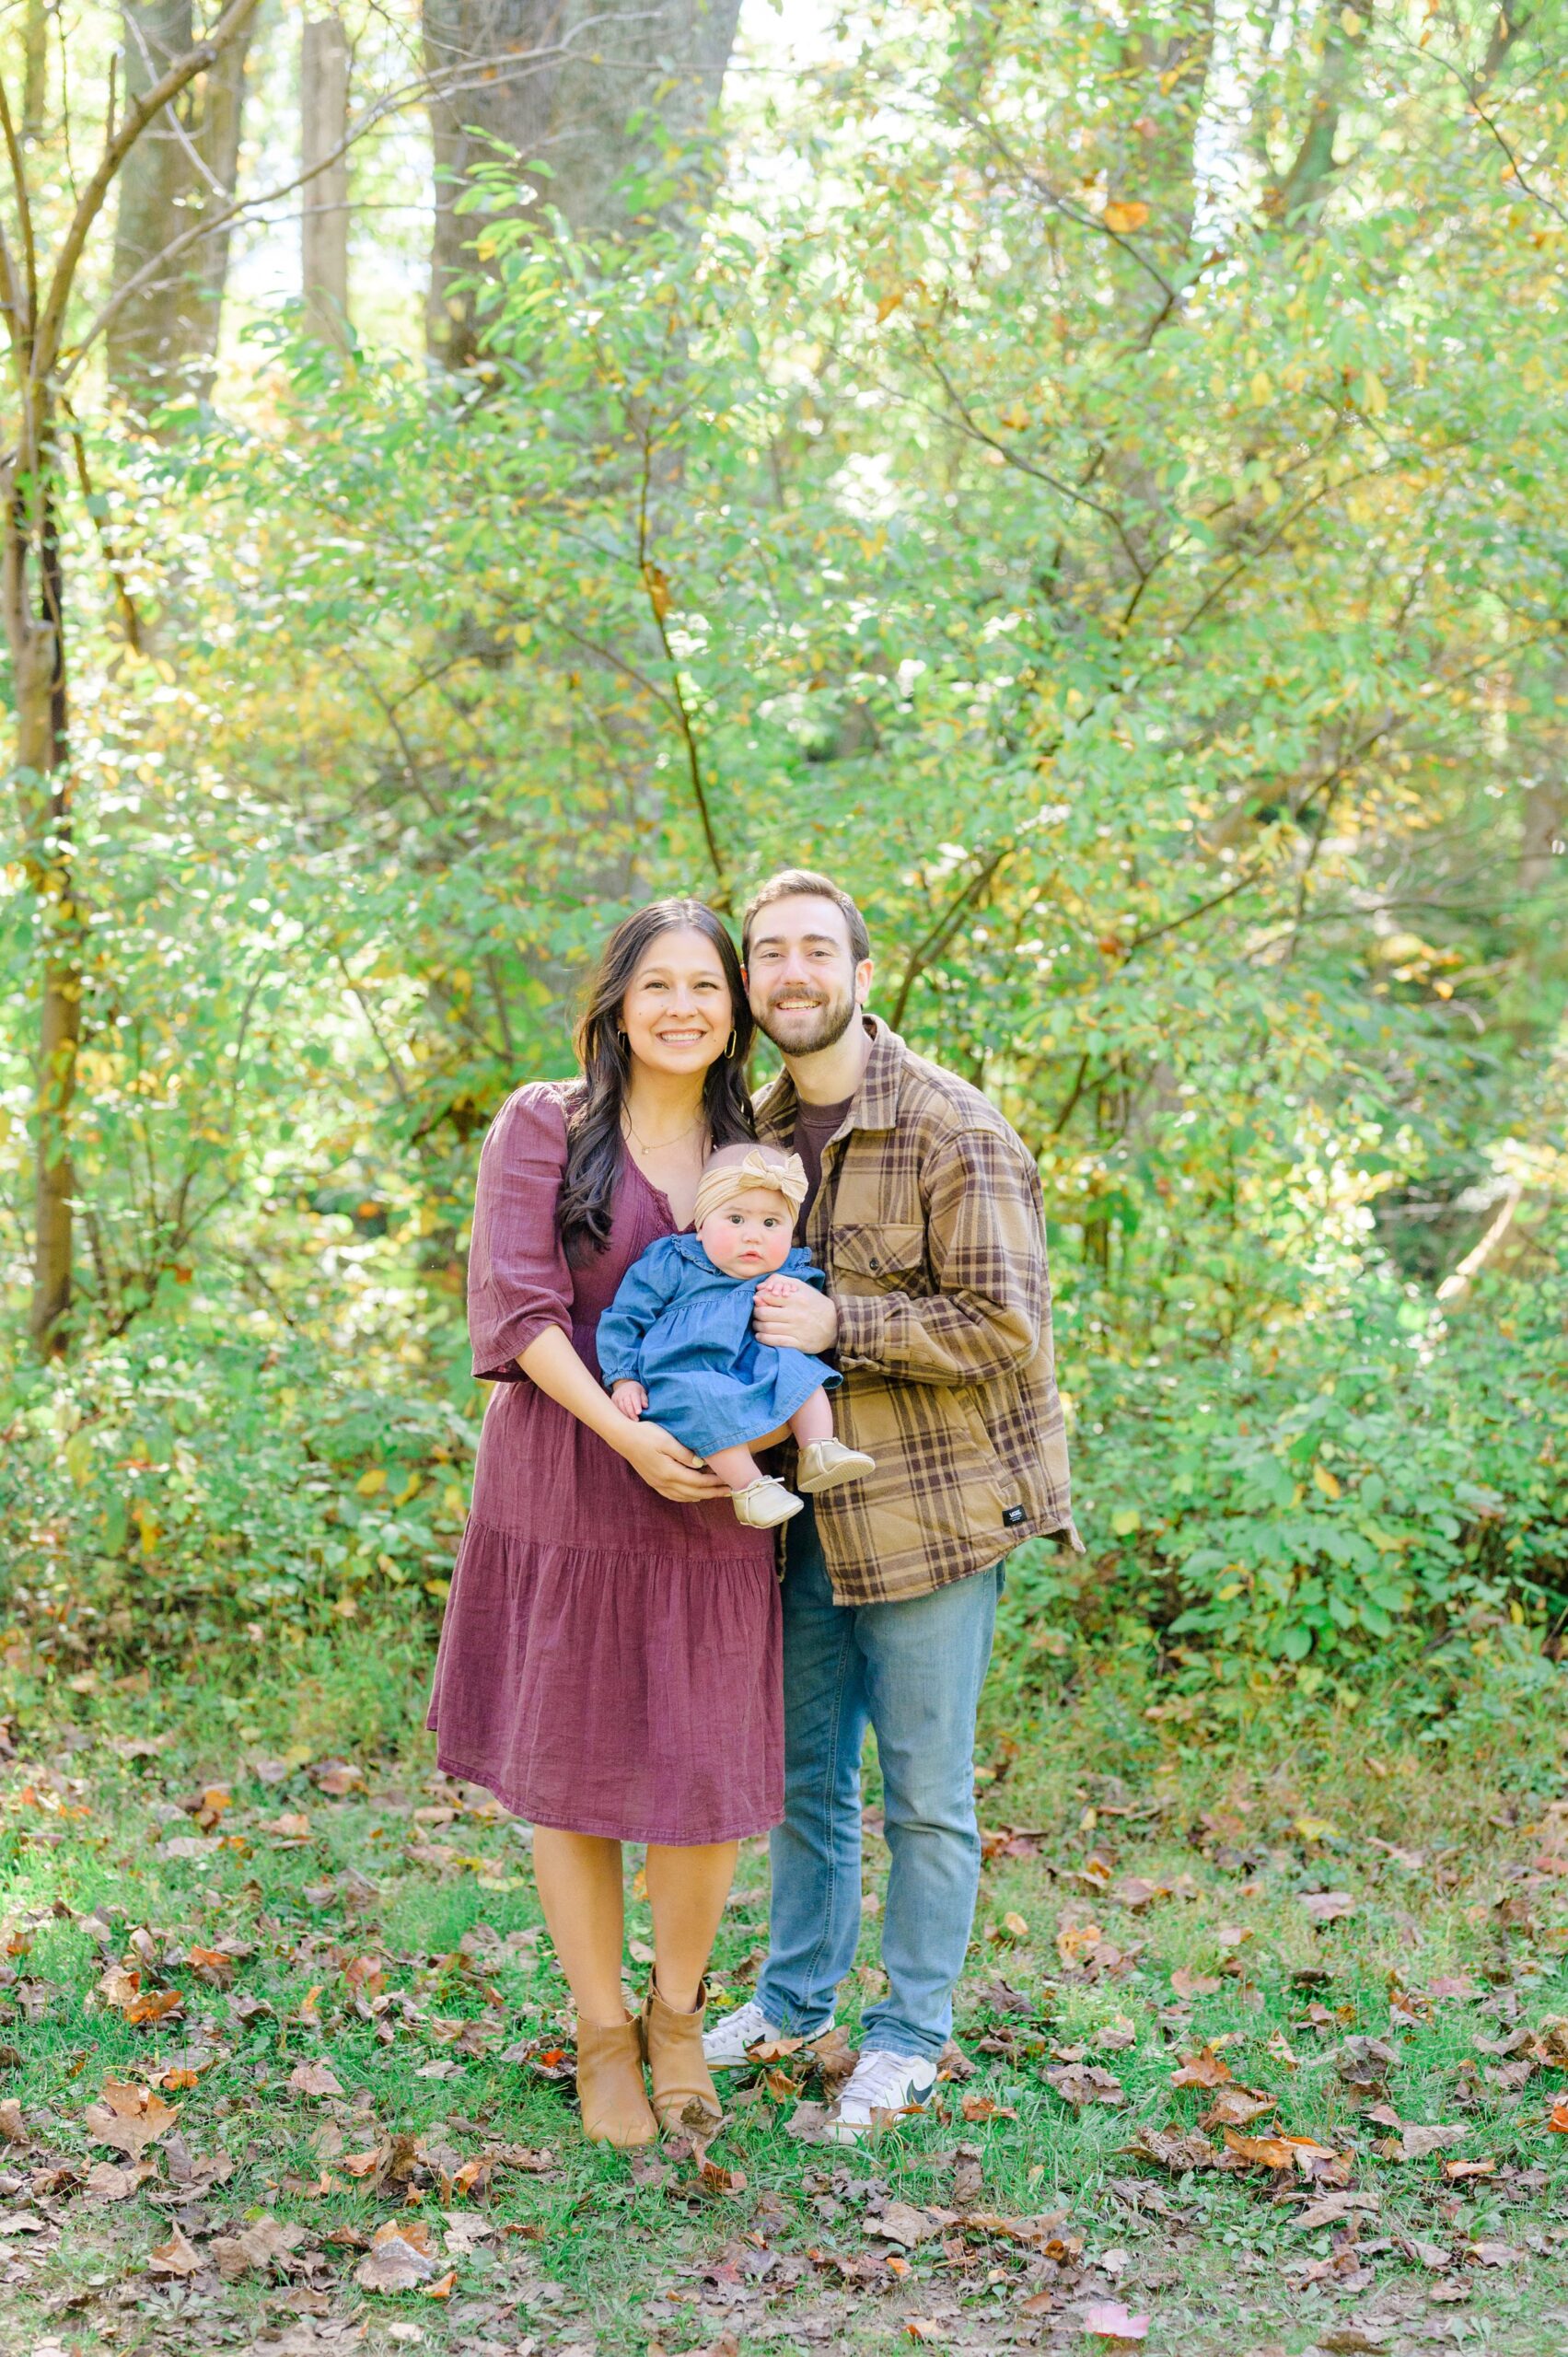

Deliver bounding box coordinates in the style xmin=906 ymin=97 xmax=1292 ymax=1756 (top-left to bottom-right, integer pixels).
xmin=693 ymin=1146 xmax=808 ymax=1229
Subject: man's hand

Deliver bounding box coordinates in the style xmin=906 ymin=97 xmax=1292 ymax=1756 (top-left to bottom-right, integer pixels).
xmin=611 ymin=1379 xmax=648 ymax=1421
xmin=753 ymin=1274 xmax=840 ymax=1354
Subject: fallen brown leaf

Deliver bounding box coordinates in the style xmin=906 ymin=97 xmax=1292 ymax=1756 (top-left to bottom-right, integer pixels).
xmin=1223 ymin=2129 xmax=1296 ymax=2170
xmin=1131 ymin=2123 xmax=1219 ymax=2172
xmin=355 ymin=2232 xmax=437 ymax=2292
xmin=287 ymin=2059 xmax=344 ymax=2097
xmin=1399 ymin=2123 xmax=1469 ymax=2161
xmin=1297 ymin=1890 xmax=1355 ymax=1924
xmin=1046 ymin=2062 xmax=1125 ymax=2108
xmin=1169 ymin=1968 xmax=1223 ymax=2000
xmin=236 ymin=2217 xmax=306 ymax=2276
xmin=1199 ymin=2085 xmax=1277 ymax=2131
xmin=868 ymin=2201 xmax=940 ymax=2248
xmin=147 ymin=2224 xmax=203 ymax=2278
xmin=0 ymin=2097 xmax=27 ymax=2145
xmin=84 ymin=2080 xmax=179 ymax=2159
xmin=960 ymin=2094 xmax=1017 ymax=2121
xmin=86 ymin=2159 xmax=154 ymax=2200
xmin=125 ymin=1988 xmax=184 ymax=2026
xmin=1170 ymin=2046 xmax=1231 ymax=2089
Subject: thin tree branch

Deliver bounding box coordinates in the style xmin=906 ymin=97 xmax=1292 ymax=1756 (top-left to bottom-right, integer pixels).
xmin=634 ymin=430 xmax=729 ymax=907
xmin=0 ymin=70 xmax=39 ymax=345
xmin=889 ymin=842 xmax=1016 ymax=1029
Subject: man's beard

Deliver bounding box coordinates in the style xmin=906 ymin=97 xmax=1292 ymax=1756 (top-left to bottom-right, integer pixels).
xmin=752 ymin=985 xmax=859 ymax=1057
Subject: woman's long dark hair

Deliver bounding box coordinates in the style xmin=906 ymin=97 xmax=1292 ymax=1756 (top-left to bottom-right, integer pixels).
xmin=558 ymin=900 xmax=755 ymax=1259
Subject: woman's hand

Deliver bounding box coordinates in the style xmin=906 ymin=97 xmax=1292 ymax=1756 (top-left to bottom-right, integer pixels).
xmin=611 ymin=1379 xmax=648 ymax=1420
xmin=616 ymin=1418 xmax=729 ymax=1503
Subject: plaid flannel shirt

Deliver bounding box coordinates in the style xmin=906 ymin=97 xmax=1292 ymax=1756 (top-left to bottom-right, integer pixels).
xmin=755 ymin=1016 xmax=1082 ymax=1605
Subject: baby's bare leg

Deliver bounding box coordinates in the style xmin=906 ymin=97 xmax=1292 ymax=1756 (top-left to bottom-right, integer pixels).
xmin=788 ymin=1387 xmax=835 ymax=1446
xmin=706 ymin=1442 xmax=765 ymax=1492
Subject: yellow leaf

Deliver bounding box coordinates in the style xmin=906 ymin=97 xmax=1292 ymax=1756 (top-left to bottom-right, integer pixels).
xmin=1103 ymin=200 xmax=1150 ymax=234
xmin=876 ymin=289 xmax=906 ymax=322
xmin=1249 ymin=372 xmax=1272 ymax=405
xmin=1341 ymin=4 xmax=1363 ymax=31
xmin=1313 ymin=1464 xmax=1342 ymax=1500
xmin=1111 ymin=1507 xmax=1142 ymax=1536
xmin=1361 ymin=371 xmax=1388 ymax=416
xmin=356 ymin=1469 xmax=388 ymax=1497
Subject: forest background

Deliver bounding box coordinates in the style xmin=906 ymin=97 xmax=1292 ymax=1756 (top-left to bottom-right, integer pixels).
xmin=0 ymin=0 xmax=1566 ymax=1759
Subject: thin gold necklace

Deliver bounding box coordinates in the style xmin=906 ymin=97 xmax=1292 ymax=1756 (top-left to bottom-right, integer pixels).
xmin=621 ymin=1103 xmax=706 ymax=1155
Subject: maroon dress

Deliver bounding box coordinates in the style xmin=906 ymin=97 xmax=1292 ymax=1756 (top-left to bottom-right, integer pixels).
xmin=425 ymin=1082 xmax=783 ymax=1844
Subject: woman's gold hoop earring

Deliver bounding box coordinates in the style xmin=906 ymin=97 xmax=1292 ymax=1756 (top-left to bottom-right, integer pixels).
xmin=725 ymin=1029 xmax=738 ymax=1059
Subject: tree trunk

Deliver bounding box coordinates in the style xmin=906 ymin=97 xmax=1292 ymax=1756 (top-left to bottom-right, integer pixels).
xmin=301 ymin=16 xmax=351 ymax=345
xmin=107 ymin=0 xmax=257 ymax=417
xmin=423 ymin=0 xmax=742 ymax=367
xmin=2 ymin=412 xmax=80 ymax=1357
xmin=1266 ymin=0 xmax=1370 ymax=226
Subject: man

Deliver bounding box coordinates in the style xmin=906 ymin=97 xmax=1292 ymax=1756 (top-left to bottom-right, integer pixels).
xmin=703 ymin=869 xmax=1081 ymax=2141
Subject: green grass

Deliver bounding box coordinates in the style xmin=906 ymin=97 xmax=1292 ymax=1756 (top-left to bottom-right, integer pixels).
xmin=4 ymin=1618 xmax=1568 ymax=2355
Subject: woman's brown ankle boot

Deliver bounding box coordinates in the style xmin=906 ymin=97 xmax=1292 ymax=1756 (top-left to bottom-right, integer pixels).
xmin=574 ymin=2014 xmax=657 ymax=2148
xmin=641 ymin=1978 xmax=723 ymax=2137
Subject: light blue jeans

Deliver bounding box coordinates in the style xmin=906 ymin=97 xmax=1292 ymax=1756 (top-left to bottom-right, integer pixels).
xmin=755 ymin=1504 xmax=1001 ymax=2061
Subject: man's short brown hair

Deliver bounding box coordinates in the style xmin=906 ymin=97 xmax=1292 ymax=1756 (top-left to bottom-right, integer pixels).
xmin=741 ymin=869 xmax=871 ymax=966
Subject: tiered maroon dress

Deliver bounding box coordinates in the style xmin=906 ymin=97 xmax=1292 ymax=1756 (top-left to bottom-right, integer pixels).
xmin=425 ymin=1082 xmax=783 ymax=1844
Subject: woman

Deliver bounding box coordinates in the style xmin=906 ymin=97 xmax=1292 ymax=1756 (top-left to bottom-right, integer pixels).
xmin=425 ymin=900 xmax=780 ymax=2150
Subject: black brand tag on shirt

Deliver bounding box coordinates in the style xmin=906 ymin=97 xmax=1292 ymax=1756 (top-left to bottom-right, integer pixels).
xmin=1003 ymin=1505 xmax=1027 ymax=1527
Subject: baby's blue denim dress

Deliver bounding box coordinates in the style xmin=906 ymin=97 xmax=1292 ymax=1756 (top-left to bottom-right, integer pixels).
xmin=598 ymin=1233 xmax=839 ymax=1460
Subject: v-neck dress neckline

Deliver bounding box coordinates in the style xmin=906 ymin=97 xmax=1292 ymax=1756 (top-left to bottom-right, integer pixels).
xmin=621 ymin=1145 xmax=694 ymax=1236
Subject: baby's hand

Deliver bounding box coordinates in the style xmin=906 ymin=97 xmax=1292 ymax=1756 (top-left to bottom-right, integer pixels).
xmin=611 ymin=1380 xmax=648 ymax=1420
xmin=754 ymin=1274 xmax=804 ymax=1305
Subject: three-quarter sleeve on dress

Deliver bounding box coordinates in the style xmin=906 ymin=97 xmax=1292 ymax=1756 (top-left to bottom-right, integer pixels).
xmin=468 ymin=1086 xmax=575 ymax=1381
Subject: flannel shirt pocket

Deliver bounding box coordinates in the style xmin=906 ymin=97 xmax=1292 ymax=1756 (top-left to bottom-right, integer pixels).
xmin=830 ymin=1221 xmax=927 ymax=1291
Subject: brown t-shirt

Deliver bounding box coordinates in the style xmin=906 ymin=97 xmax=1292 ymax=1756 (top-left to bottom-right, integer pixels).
xmin=792 ymin=1097 xmax=853 ymax=1239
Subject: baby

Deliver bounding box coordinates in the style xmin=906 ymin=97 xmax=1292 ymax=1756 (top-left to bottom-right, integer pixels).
xmin=598 ymin=1142 xmax=875 ymax=1528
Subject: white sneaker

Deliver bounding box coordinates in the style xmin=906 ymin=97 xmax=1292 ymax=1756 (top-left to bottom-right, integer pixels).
xmin=820 ymin=2048 xmax=938 ymax=2143
xmin=702 ymin=1997 xmax=837 ymax=2070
